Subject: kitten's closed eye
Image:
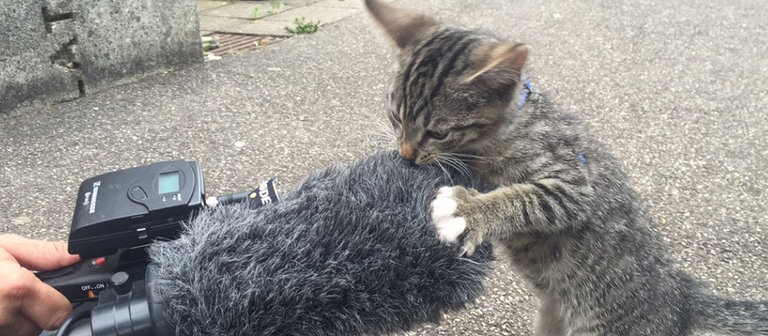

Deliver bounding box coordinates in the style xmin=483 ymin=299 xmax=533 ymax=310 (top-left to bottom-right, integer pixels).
xmin=425 ymin=130 xmax=449 ymax=141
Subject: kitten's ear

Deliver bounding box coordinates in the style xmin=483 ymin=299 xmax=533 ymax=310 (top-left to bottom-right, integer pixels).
xmin=364 ymin=0 xmax=440 ymax=51
xmin=463 ymin=42 xmax=529 ymax=89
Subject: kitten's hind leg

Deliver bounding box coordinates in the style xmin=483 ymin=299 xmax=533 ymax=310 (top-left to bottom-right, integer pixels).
xmin=534 ymin=297 xmax=565 ymax=336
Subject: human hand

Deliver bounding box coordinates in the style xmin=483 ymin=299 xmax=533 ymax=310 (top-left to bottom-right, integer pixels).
xmin=0 ymin=234 xmax=80 ymax=336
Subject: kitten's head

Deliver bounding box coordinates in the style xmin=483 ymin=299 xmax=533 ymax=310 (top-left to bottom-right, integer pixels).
xmin=365 ymin=0 xmax=528 ymax=165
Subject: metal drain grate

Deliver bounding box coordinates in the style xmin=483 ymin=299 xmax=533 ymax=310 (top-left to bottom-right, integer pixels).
xmin=207 ymin=33 xmax=283 ymax=57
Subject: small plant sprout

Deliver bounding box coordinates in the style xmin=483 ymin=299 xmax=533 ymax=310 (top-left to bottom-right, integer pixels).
xmin=285 ymin=17 xmax=320 ymax=35
xmin=268 ymin=0 xmax=285 ymax=15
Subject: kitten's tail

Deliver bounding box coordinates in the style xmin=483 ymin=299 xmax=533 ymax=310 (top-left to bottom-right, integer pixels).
xmin=692 ymin=293 xmax=768 ymax=335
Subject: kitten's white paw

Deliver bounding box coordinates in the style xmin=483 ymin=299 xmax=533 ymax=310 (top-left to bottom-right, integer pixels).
xmin=431 ymin=187 xmax=457 ymax=222
xmin=436 ymin=217 xmax=467 ymax=243
xmin=436 ymin=186 xmax=454 ymax=198
xmin=431 ymin=186 xmax=466 ymax=243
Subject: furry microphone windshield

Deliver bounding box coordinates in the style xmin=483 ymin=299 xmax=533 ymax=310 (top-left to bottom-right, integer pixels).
xmin=148 ymin=151 xmax=494 ymax=336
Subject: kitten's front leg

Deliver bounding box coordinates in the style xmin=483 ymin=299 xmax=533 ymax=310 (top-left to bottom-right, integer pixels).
xmin=431 ymin=186 xmax=485 ymax=256
xmin=431 ymin=179 xmax=592 ymax=255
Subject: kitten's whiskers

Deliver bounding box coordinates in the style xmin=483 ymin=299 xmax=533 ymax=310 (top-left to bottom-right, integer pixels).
xmin=371 ymin=119 xmax=397 ymax=148
xmin=433 ymin=160 xmax=454 ymax=184
xmin=450 ymin=153 xmax=497 ymax=164
xmin=433 ymin=153 xmax=473 ymax=178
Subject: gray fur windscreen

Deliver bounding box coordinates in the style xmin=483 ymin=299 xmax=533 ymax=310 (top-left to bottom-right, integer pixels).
xmin=148 ymin=151 xmax=493 ymax=335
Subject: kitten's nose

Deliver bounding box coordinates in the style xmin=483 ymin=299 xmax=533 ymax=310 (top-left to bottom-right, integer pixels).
xmin=399 ymin=143 xmax=416 ymax=161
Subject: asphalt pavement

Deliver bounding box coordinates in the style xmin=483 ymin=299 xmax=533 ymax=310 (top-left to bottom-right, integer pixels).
xmin=1 ymin=0 xmax=766 ymax=335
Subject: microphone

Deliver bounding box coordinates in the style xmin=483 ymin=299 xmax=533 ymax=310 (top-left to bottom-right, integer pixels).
xmin=148 ymin=150 xmax=493 ymax=335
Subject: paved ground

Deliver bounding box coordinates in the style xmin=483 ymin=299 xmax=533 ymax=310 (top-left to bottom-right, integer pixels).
xmin=197 ymin=0 xmax=391 ymax=36
xmin=2 ymin=0 xmax=767 ymax=335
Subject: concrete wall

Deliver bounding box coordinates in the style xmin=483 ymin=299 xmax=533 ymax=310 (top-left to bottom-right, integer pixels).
xmin=0 ymin=0 xmax=202 ymax=114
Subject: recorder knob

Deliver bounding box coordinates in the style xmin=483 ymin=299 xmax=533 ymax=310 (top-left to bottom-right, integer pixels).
xmin=111 ymin=271 xmax=132 ymax=295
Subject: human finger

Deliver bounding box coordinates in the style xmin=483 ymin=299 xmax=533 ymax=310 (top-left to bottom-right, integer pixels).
xmin=0 ymin=313 xmax=42 ymax=336
xmin=0 ymin=234 xmax=79 ymax=271
xmin=0 ymin=250 xmax=72 ymax=331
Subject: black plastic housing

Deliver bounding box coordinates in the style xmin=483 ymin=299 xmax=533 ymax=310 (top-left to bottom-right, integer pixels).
xmin=68 ymin=161 xmax=205 ymax=258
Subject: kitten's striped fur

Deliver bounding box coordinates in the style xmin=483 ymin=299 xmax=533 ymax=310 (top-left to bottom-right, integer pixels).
xmin=365 ymin=1 xmax=768 ymax=335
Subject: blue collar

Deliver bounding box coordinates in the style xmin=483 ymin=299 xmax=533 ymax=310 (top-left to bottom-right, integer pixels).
xmin=517 ymin=77 xmax=532 ymax=111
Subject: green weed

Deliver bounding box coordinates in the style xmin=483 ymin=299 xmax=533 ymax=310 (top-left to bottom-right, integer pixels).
xmin=285 ymin=17 xmax=320 ymax=35
xmin=252 ymin=0 xmax=284 ymax=18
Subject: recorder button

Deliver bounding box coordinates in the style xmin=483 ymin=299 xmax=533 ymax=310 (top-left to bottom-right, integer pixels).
xmin=130 ymin=186 xmax=148 ymax=200
xmin=91 ymin=257 xmax=107 ymax=267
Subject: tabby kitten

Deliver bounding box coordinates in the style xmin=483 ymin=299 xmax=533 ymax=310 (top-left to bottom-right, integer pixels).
xmin=365 ymin=0 xmax=768 ymax=335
